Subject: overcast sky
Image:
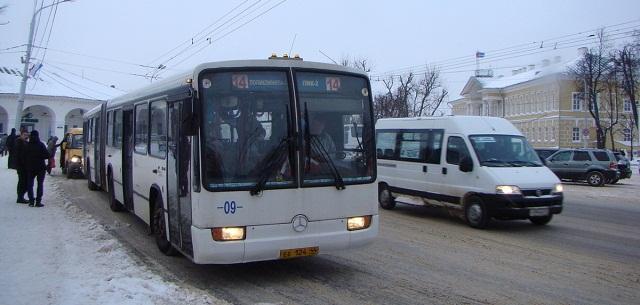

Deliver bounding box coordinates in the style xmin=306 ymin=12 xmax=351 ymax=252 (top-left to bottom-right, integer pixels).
xmin=1 ymin=0 xmax=639 ymax=104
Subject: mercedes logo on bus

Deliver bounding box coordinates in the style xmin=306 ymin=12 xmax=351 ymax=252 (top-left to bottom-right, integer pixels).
xmin=291 ymin=214 xmax=309 ymax=232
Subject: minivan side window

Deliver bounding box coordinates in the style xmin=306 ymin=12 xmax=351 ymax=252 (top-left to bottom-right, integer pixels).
xmin=376 ymin=131 xmax=398 ymax=159
xmin=446 ymin=136 xmax=470 ymax=165
xmin=572 ymin=151 xmax=591 ymax=161
xmin=376 ymin=129 xmax=444 ymax=164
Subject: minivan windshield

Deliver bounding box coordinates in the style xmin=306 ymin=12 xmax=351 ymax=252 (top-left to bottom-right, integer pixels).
xmin=469 ymin=134 xmax=542 ymax=167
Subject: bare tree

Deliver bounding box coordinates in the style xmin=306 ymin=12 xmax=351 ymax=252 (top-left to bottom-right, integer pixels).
xmin=412 ymin=66 xmax=448 ymax=116
xmin=618 ymin=113 xmax=637 ymax=160
xmin=570 ymin=28 xmax=612 ymax=148
xmin=373 ymin=65 xmax=448 ymax=119
xmin=601 ymin=67 xmax=622 ymax=150
xmin=615 ymin=34 xmax=639 ymax=132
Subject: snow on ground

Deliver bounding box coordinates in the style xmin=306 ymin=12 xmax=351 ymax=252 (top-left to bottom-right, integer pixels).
xmin=0 ymin=156 xmax=228 ymax=305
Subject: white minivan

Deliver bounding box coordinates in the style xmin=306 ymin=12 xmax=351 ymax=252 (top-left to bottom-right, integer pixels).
xmin=376 ymin=116 xmax=563 ymax=228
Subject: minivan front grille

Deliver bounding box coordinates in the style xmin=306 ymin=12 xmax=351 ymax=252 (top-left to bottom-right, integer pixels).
xmin=522 ymin=189 xmax=552 ymax=197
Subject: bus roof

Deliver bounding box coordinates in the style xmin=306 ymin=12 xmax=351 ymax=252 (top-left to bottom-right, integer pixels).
xmin=375 ymin=115 xmax=523 ymax=136
xmin=106 ymin=59 xmax=367 ymax=109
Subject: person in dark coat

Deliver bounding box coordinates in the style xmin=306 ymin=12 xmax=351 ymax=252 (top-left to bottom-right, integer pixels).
xmin=14 ymin=130 xmax=30 ymax=203
xmin=6 ymin=128 xmax=17 ymax=169
xmin=24 ymin=130 xmax=50 ymax=207
xmin=46 ymin=136 xmax=59 ymax=174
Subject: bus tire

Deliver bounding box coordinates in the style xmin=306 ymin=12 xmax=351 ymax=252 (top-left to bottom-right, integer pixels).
xmin=108 ymin=171 xmax=124 ymax=212
xmin=153 ymin=200 xmax=177 ymax=256
xmin=378 ymin=184 xmax=396 ymax=210
xmin=464 ymin=196 xmax=489 ymax=229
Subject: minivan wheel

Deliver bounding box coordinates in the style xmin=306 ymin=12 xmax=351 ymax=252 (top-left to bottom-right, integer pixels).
xmin=529 ymin=215 xmax=553 ymax=225
xmin=465 ymin=196 xmax=489 ymax=229
xmin=153 ymin=201 xmax=177 ymax=256
xmin=378 ymin=184 xmax=396 ymax=210
xmin=587 ymin=171 xmax=604 ymax=187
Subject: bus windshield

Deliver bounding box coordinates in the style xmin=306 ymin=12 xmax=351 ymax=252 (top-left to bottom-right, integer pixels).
xmin=298 ymin=72 xmax=375 ymax=186
xmin=201 ymin=71 xmax=294 ymax=191
xmin=200 ymin=70 xmax=375 ymax=191
xmin=469 ymin=134 xmax=543 ymax=167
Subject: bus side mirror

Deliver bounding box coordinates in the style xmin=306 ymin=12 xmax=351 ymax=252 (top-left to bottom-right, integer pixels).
xmin=459 ymin=156 xmax=473 ymax=172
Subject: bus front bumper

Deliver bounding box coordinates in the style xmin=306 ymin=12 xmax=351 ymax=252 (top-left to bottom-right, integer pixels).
xmin=190 ymin=215 xmax=379 ymax=264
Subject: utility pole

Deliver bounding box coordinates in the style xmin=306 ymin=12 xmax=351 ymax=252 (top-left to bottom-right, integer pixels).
xmin=14 ymin=0 xmax=73 ymax=131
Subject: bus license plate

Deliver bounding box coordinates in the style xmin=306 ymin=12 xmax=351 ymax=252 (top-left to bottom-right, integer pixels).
xmin=529 ymin=208 xmax=549 ymax=217
xmin=279 ymin=246 xmax=319 ymax=259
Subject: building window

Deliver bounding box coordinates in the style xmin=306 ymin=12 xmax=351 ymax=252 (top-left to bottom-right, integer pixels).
xmin=624 ymin=100 xmax=632 ymax=113
xmin=572 ymin=127 xmax=581 ymax=142
xmin=623 ymin=128 xmax=632 ymax=142
xmin=572 ymin=92 xmax=583 ymax=111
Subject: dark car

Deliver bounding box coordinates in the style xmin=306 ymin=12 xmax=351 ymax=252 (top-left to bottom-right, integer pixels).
xmin=535 ymin=148 xmax=559 ymax=163
xmin=613 ymin=152 xmax=632 ymax=181
xmin=545 ymin=149 xmax=619 ymax=187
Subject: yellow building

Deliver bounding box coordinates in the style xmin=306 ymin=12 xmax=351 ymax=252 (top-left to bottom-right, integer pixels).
xmin=450 ymin=56 xmax=638 ymax=157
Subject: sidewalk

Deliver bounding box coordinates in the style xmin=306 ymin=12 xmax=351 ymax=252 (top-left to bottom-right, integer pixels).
xmin=0 ymin=156 xmax=225 ymax=305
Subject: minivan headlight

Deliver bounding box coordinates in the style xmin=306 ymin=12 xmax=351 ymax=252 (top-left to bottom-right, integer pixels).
xmin=553 ymin=183 xmax=563 ymax=193
xmin=70 ymin=156 xmax=81 ymax=163
xmin=347 ymin=215 xmax=372 ymax=231
xmin=496 ymin=185 xmax=521 ymax=195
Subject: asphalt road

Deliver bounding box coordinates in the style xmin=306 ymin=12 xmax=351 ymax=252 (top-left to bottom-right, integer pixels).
xmin=53 ymin=174 xmax=640 ymax=305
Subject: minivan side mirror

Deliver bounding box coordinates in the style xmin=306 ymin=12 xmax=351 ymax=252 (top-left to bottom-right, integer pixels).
xmin=459 ymin=156 xmax=473 ymax=172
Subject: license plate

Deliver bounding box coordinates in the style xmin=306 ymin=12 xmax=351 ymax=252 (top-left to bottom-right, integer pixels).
xmin=529 ymin=208 xmax=549 ymax=217
xmin=279 ymin=246 xmax=319 ymax=259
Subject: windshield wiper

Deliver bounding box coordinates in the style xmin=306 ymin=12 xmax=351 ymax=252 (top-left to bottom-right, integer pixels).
xmin=310 ymin=135 xmax=345 ymax=190
xmin=303 ymin=103 xmax=344 ymax=190
xmin=250 ymin=136 xmax=292 ymax=196
xmin=507 ymin=160 xmax=542 ymax=167
xmin=480 ymin=159 xmax=509 ymax=167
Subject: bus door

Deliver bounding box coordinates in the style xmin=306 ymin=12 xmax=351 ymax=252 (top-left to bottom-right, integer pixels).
xmin=167 ymin=100 xmax=193 ymax=254
xmin=122 ymin=108 xmax=134 ymax=210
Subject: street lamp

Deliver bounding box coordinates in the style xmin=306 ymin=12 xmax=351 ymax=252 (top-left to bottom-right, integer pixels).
xmin=14 ymin=0 xmax=74 ymax=131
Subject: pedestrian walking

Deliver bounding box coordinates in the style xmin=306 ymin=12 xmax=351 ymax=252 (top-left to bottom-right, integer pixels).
xmin=6 ymin=128 xmax=17 ymax=168
xmin=46 ymin=136 xmax=59 ymax=174
xmin=24 ymin=130 xmax=50 ymax=207
xmin=14 ymin=130 xmax=30 ymax=204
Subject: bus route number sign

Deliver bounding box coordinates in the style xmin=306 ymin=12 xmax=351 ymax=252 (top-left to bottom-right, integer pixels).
xmin=232 ymin=74 xmax=249 ymax=89
xmin=325 ymin=77 xmax=341 ymax=91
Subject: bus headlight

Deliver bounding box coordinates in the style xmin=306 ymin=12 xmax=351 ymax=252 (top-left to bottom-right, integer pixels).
xmin=347 ymin=215 xmax=372 ymax=231
xmin=70 ymin=156 xmax=81 ymax=163
xmin=553 ymin=183 xmax=564 ymax=193
xmin=496 ymin=185 xmax=521 ymax=195
xmin=211 ymin=227 xmax=246 ymax=241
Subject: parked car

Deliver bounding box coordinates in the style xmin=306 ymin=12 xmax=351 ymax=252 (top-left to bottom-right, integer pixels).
xmin=534 ymin=148 xmax=559 ymax=163
xmin=545 ymin=149 xmax=618 ymax=187
xmin=613 ymin=152 xmax=632 ymax=181
xmin=376 ymin=116 xmax=563 ymax=229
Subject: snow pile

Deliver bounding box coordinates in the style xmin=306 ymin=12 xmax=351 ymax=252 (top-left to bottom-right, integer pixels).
xmin=0 ymin=157 xmax=228 ymax=305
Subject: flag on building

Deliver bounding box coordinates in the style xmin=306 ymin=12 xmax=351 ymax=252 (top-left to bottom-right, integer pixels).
xmin=475 ymin=51 xmax=485 ymax=58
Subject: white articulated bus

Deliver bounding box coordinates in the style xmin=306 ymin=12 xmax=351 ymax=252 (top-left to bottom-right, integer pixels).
xmin=83 ymin=58 xmax=378 ymax=264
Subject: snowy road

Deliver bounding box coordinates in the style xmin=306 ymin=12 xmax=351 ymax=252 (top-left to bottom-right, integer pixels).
xmin=49 ymin=172 xmax=640 ymax=305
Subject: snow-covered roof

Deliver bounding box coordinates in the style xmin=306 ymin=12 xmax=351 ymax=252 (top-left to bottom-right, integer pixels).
xmin=0 ymin=65 xmax=123 ymax=101
xmin=461 ymin=57 xmax=581 ymax=94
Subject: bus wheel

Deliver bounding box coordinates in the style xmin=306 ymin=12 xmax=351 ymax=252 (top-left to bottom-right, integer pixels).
xmin=464 ymin=196 xmax=489 ymax=229
xmin=378 ymin=184 xmax=396 ymax=210
xmin=153 ymin=202 xmax=177 ymax=256
xmin=108 ymin=172 xmax=124 ymax=212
